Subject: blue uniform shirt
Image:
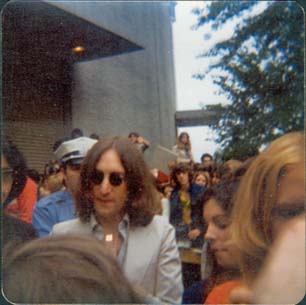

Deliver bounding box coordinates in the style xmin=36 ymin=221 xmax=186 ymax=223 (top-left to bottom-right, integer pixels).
xmin=33 ymin=190 xmax=76 ymax=237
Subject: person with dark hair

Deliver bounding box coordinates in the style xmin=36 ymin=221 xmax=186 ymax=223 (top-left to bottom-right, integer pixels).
xmin=163 ymin=184 xmax=174 ymax=200
xmin=26 ymin=169 xmax=41 ymax=184
xmin=39 ymin=159 xmax=64 ymax=198
xmin=70 ymin=127 xmax=84 ymax=139
xmin=128 ymin=131 xmax=150 ymax=153
xmin=200 ymin=180 xmax=241 ymax=304
xmin=52 ymin=137 xmax=66 ymax=152
xmin=3 ymin=213 xmax=38 ymax=250
xmin=183 ymin=180 xmax=240 ymax=304
xmin=51 ymin=136 xmax=183 ymax=304
xmin=2 ymin=136 xmax=38 ymax=223
xmin=200 ymin=153 xmax=213 ymax=169
xmin=33 ymin=137 xmax=97 ymax=237
xmin=89 ymin=132 xmax=100 ymax=140
xmin=169 ymin=163 xmax=205 ymax=248
xmin=3 ymin=235 xmax=145 ymax=304
xmin=210 ymin=162 xmax=226 ymax=186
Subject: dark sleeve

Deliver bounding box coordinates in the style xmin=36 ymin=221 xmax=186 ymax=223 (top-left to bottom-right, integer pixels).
xmin=183 ymin=280 xmax=206 ymax=304
xmin=190 ymin=185 xmax=205 ymax=230
xmin=169 ymin=190 xmax=181 ymax=226
xmin=3 ymin=214 xmax=38 ymax=247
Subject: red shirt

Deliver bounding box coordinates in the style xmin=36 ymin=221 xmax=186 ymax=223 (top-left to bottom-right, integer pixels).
xmin=4 ymin=178 xmax=38 ymax=223
xmin=205 ymin=280 xmax=242 ymax=304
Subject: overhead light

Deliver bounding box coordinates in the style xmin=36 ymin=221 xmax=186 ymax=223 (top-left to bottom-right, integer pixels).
xmin=72 ymin=46 xmax=85 ymax=53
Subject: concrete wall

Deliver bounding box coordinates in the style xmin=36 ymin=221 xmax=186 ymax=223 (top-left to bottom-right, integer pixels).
xmin=49 ymin=1 xmax=177 ymax=162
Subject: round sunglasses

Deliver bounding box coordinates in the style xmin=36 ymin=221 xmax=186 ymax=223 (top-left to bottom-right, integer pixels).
xmin=91 ymin=169 xmax=125 ymax=187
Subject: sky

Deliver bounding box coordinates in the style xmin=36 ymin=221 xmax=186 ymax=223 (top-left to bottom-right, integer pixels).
xmin=171 ymin=1 xmax=268 ymax=162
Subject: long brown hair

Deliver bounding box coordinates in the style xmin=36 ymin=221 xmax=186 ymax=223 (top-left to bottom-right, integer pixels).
xmin=176 ymin=131 xmax=192 ymax=150
xmin=76 ymin=136 xmax=160 ymax=226
xmin=170 ymin=162 xmax=193 ymax=188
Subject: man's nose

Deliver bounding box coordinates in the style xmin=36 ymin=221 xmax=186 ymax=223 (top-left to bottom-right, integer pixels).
xmin=100 ymin=176 xmax=111 ymax=194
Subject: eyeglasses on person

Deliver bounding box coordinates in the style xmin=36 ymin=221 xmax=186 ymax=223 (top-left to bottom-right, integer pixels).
xmin=91 ymin=169 xmax=125 ymax=187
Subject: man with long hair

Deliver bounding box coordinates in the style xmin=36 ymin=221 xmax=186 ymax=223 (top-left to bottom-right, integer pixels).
xmin=170 ymin=163 xmax=205 ymax=248
xmin=51 ymin=136 xmax=183 ymax=304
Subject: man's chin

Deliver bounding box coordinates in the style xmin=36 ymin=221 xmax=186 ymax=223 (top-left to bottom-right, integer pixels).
xmin=94 ymin=208 xmax=122 ymax=221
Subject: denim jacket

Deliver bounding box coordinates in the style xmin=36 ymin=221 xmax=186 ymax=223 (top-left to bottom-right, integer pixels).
xmin=170 ymin=183 xmax=205 ymax=247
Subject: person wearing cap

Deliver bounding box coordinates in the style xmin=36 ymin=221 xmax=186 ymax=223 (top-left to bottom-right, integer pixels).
xmin=32 ymin=137 xmax=97 ymax=237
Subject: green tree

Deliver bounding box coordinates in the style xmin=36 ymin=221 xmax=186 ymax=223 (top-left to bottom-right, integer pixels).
xmin=193 ymin=1 xmax=304 ymax=161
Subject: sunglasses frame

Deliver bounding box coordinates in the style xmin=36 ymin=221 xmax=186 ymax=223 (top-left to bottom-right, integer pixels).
xmin=91 ymin=169 xmax=125 ymax=187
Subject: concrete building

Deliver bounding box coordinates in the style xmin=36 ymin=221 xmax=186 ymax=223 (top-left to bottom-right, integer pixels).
xmin=3 ymin=0 xmax=177 ymax=171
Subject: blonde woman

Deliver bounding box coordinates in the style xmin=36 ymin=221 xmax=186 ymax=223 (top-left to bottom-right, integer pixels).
xmin=172 ymin=132 xmax=194 ymax=165
xmin=193 ymin=171 xmax=210 ymax=187
xmin=228 ymin=132 xmax=305 ymax=303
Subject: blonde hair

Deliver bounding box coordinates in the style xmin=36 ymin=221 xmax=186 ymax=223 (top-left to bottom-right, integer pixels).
xmin=193 ymin=170 xmax=210 ymax=186
xmin=231 ymin=132 xmax=304 ymax=283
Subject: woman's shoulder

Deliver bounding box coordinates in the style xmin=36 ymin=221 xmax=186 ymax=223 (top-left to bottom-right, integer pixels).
xmin=205 ymin=280 xmax=242 ymax=304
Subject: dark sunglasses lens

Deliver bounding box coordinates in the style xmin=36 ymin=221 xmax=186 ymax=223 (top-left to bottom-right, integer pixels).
xmin=91 ymin=170 xmax=104 ymax=185
xmin=109 ymin=173 xmax=123 ymax=186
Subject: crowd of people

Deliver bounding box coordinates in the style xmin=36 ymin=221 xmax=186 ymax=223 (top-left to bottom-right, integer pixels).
xmin=1 ymin=129 xmax=305 ymax=304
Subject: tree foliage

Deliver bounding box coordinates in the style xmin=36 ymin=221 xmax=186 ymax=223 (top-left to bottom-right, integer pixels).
xmin=193 ymin=1 xmax=304 ymax=161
